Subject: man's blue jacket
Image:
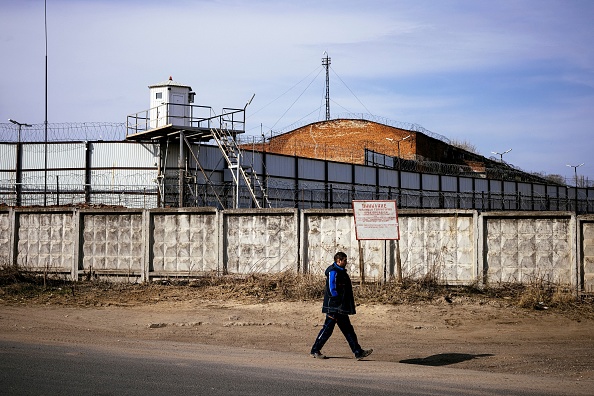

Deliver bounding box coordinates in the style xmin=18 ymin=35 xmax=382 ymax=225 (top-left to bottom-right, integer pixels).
xmin=322 ymin=263 xmax=357 ymax=315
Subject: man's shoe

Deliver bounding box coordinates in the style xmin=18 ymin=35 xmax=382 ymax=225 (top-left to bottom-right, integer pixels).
xmin=310 ymin=351 xmax=327 ymax=359
xmin=355 ymin=348 xmax=373 ymax=360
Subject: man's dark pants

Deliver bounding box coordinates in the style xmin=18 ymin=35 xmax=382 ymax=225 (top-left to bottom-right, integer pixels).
xmin=311 ymin=313 xmax=362 ymax=355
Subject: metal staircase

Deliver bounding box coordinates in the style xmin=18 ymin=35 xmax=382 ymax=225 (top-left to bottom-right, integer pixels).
xmin=210 ymin=124 xmax=270 ymax=209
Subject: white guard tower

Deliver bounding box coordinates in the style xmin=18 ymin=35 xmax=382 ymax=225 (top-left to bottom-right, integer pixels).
xmin=126 ymin=79 xmax=268 ymax=209
xmin=149 ymin=76 xmax=195 ymax=129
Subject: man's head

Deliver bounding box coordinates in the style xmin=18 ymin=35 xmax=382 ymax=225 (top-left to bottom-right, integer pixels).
xmin=334 ymin=251 xmax=347 ymax=268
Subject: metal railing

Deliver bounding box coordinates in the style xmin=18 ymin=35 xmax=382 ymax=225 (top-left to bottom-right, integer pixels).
xmin=126 ymin=104 xmax=246 ymax=136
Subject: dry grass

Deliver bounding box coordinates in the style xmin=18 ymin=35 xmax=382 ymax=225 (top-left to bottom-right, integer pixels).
xmin=1 ymin=265 xmax=593 ymax=318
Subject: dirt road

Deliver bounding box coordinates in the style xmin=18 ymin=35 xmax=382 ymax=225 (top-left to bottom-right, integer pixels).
xmin=1 ymin=297 xmax=593 ymax=383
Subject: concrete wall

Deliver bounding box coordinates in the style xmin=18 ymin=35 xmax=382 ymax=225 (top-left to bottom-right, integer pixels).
xmin=399 ymin=210 xmax=477 ymax=284
xmin=0 ymin=211 xmax=11 ymax=263
xmin=224 ymin=209 xmax=299 ymax=274
xmin=0 ymin=207 xmax=589 ymax=290
xmin=151 ymin=209 xmax=219 ymax=276
xmin=480 ymin=212 xmax=574 ymax=285
xmin=300 ymin=209 xmax=476 ymax=284
xmin=15 ymin=210 xmax=76 ymax=275
xmin=81 ymin=210 xmax=145 ymax=280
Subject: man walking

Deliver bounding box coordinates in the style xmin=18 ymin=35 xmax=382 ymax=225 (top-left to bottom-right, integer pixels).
xmin=310 ymin=251 xmax=373 ymax=360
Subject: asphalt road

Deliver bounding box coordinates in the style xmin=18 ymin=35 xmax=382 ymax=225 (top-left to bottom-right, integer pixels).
xmin=0 ymin=339 xmax=590 ymax=396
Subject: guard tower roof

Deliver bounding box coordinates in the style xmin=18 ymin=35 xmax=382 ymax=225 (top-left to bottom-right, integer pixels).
xmin=148 ymin=76 xmax=192 ymax=90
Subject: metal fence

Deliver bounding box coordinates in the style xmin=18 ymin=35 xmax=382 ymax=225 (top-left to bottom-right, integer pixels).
xmin=0 ymin=139 xmax=592 ymax=213
xmin=175 ymin=182 xmax=592 ymax=213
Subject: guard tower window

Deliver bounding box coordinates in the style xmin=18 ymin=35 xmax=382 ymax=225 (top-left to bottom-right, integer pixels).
xmin=156 ymin=92 xmax=162 ymax=99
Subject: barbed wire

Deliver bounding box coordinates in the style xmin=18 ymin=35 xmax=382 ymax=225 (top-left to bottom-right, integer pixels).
xmin=270 ymin=113 xmax=451 ymax=144
xmin=1 ymin=118 xmax=591 ymax=188
xmin=0 ymin=122 xmax=127 ymax=142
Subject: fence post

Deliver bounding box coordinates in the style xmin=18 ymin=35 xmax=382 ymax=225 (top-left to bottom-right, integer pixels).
xmin=56 ymin=176 xmax=60 ymax=206
xmin=141 ymin=209 xmax=151 ymax=282
xmin=8 ymin=208 xmax=17 ymax=266
xmin=15 ymin=141 xmax=23 ymax=206
xmin=72 ymin=209 xmax=81 ymax=281
xmin=358 ymin=240 xmax=365 ymax=283
xmin=84 ymin=140 xmax=91 ymax=204
xmin=472 ymin=178 xmax=476 ymax=209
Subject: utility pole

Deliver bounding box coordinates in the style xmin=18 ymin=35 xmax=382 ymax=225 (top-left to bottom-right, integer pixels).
xmin=44 ymin=0 xmax=48 ymax=206
xmin=322 ymin=52 xmax=331 ymax=121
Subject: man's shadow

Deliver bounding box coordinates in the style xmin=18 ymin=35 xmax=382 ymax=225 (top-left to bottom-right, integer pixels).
xmin=400 ymin=353 xmax=493 ymax=367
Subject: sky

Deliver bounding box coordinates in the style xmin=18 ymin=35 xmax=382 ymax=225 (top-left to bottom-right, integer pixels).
xmin=1 ymin=0 xmax=593 ymax=182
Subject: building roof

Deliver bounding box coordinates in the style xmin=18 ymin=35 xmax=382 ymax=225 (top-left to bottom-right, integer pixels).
xmin=148 ymin=76 xmax=192 ymax=90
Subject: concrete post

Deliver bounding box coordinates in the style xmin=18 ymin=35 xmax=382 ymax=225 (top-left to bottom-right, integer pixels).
xmin=72 ymin=209 xmax=81 ymax=280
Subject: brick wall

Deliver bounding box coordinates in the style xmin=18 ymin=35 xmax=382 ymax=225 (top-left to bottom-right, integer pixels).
xmin=262 ymin=119 xmax=417 ymax=164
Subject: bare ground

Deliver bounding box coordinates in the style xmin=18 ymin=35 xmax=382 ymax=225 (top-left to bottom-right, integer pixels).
xmin=1 ymin=277 xmax=594 ymax=383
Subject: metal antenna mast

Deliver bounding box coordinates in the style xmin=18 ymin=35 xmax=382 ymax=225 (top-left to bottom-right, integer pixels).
xmin=322 ymin=52 xmax=331 ymax=121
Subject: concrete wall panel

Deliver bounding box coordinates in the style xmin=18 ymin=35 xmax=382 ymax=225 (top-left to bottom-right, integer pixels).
xmin=581 ymin=217 xmax=594 ymax=292
xmin=82 ymin=213 xmax=144 ymax=274
xmin=224 ymin=209 xmax=298 ymax=274
xmin=151 ymin=210 xmax=219 ymax=274
xmin=0 ymin=211 xmax=10 ymax=262
xmin=301 ymin=210 xmax=384 ymax=279
xmin=483 ymin=214 xmax=573 ymax=285
xmin=398 ymin=211 xmax=475 ymax=284
xmin=16 ymin=211 xmax=75 ymax=273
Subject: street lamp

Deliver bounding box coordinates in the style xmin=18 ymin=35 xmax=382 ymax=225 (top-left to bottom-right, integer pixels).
xmin=567 ymin=163 xmax=584 ymax=213
xmin=386 ymin=135 xmax=411 ymax=170
xmin=566 ymin=163 xmax=584 ymax=187
xmin=8 ymin=118 xmax=32 ymax=143
xmin=9 ymin=118 xmax=31 ymax=207
xmin=491 ymin=148 xmax=512 ymax=163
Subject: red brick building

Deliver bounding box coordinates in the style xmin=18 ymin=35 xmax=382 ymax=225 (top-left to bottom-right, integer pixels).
xmin=259 ymin=119 xmax=488 ymax=172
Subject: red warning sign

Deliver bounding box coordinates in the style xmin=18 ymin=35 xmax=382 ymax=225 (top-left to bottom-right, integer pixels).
xmin=352 ymin=200 xmax=400 ymax=240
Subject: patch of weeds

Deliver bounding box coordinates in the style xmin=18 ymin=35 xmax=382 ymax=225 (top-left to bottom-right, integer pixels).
xmin=1 ymin=265 xmax=593 ymax=319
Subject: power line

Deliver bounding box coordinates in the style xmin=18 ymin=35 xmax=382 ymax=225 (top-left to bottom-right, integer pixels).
xmin=330 ymin=65 xmax=372 ymax=115
xmin=248 ymin=64 xmax=322 ymax=120
xmin=269 ymin=68 xmax=323 ymax=131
